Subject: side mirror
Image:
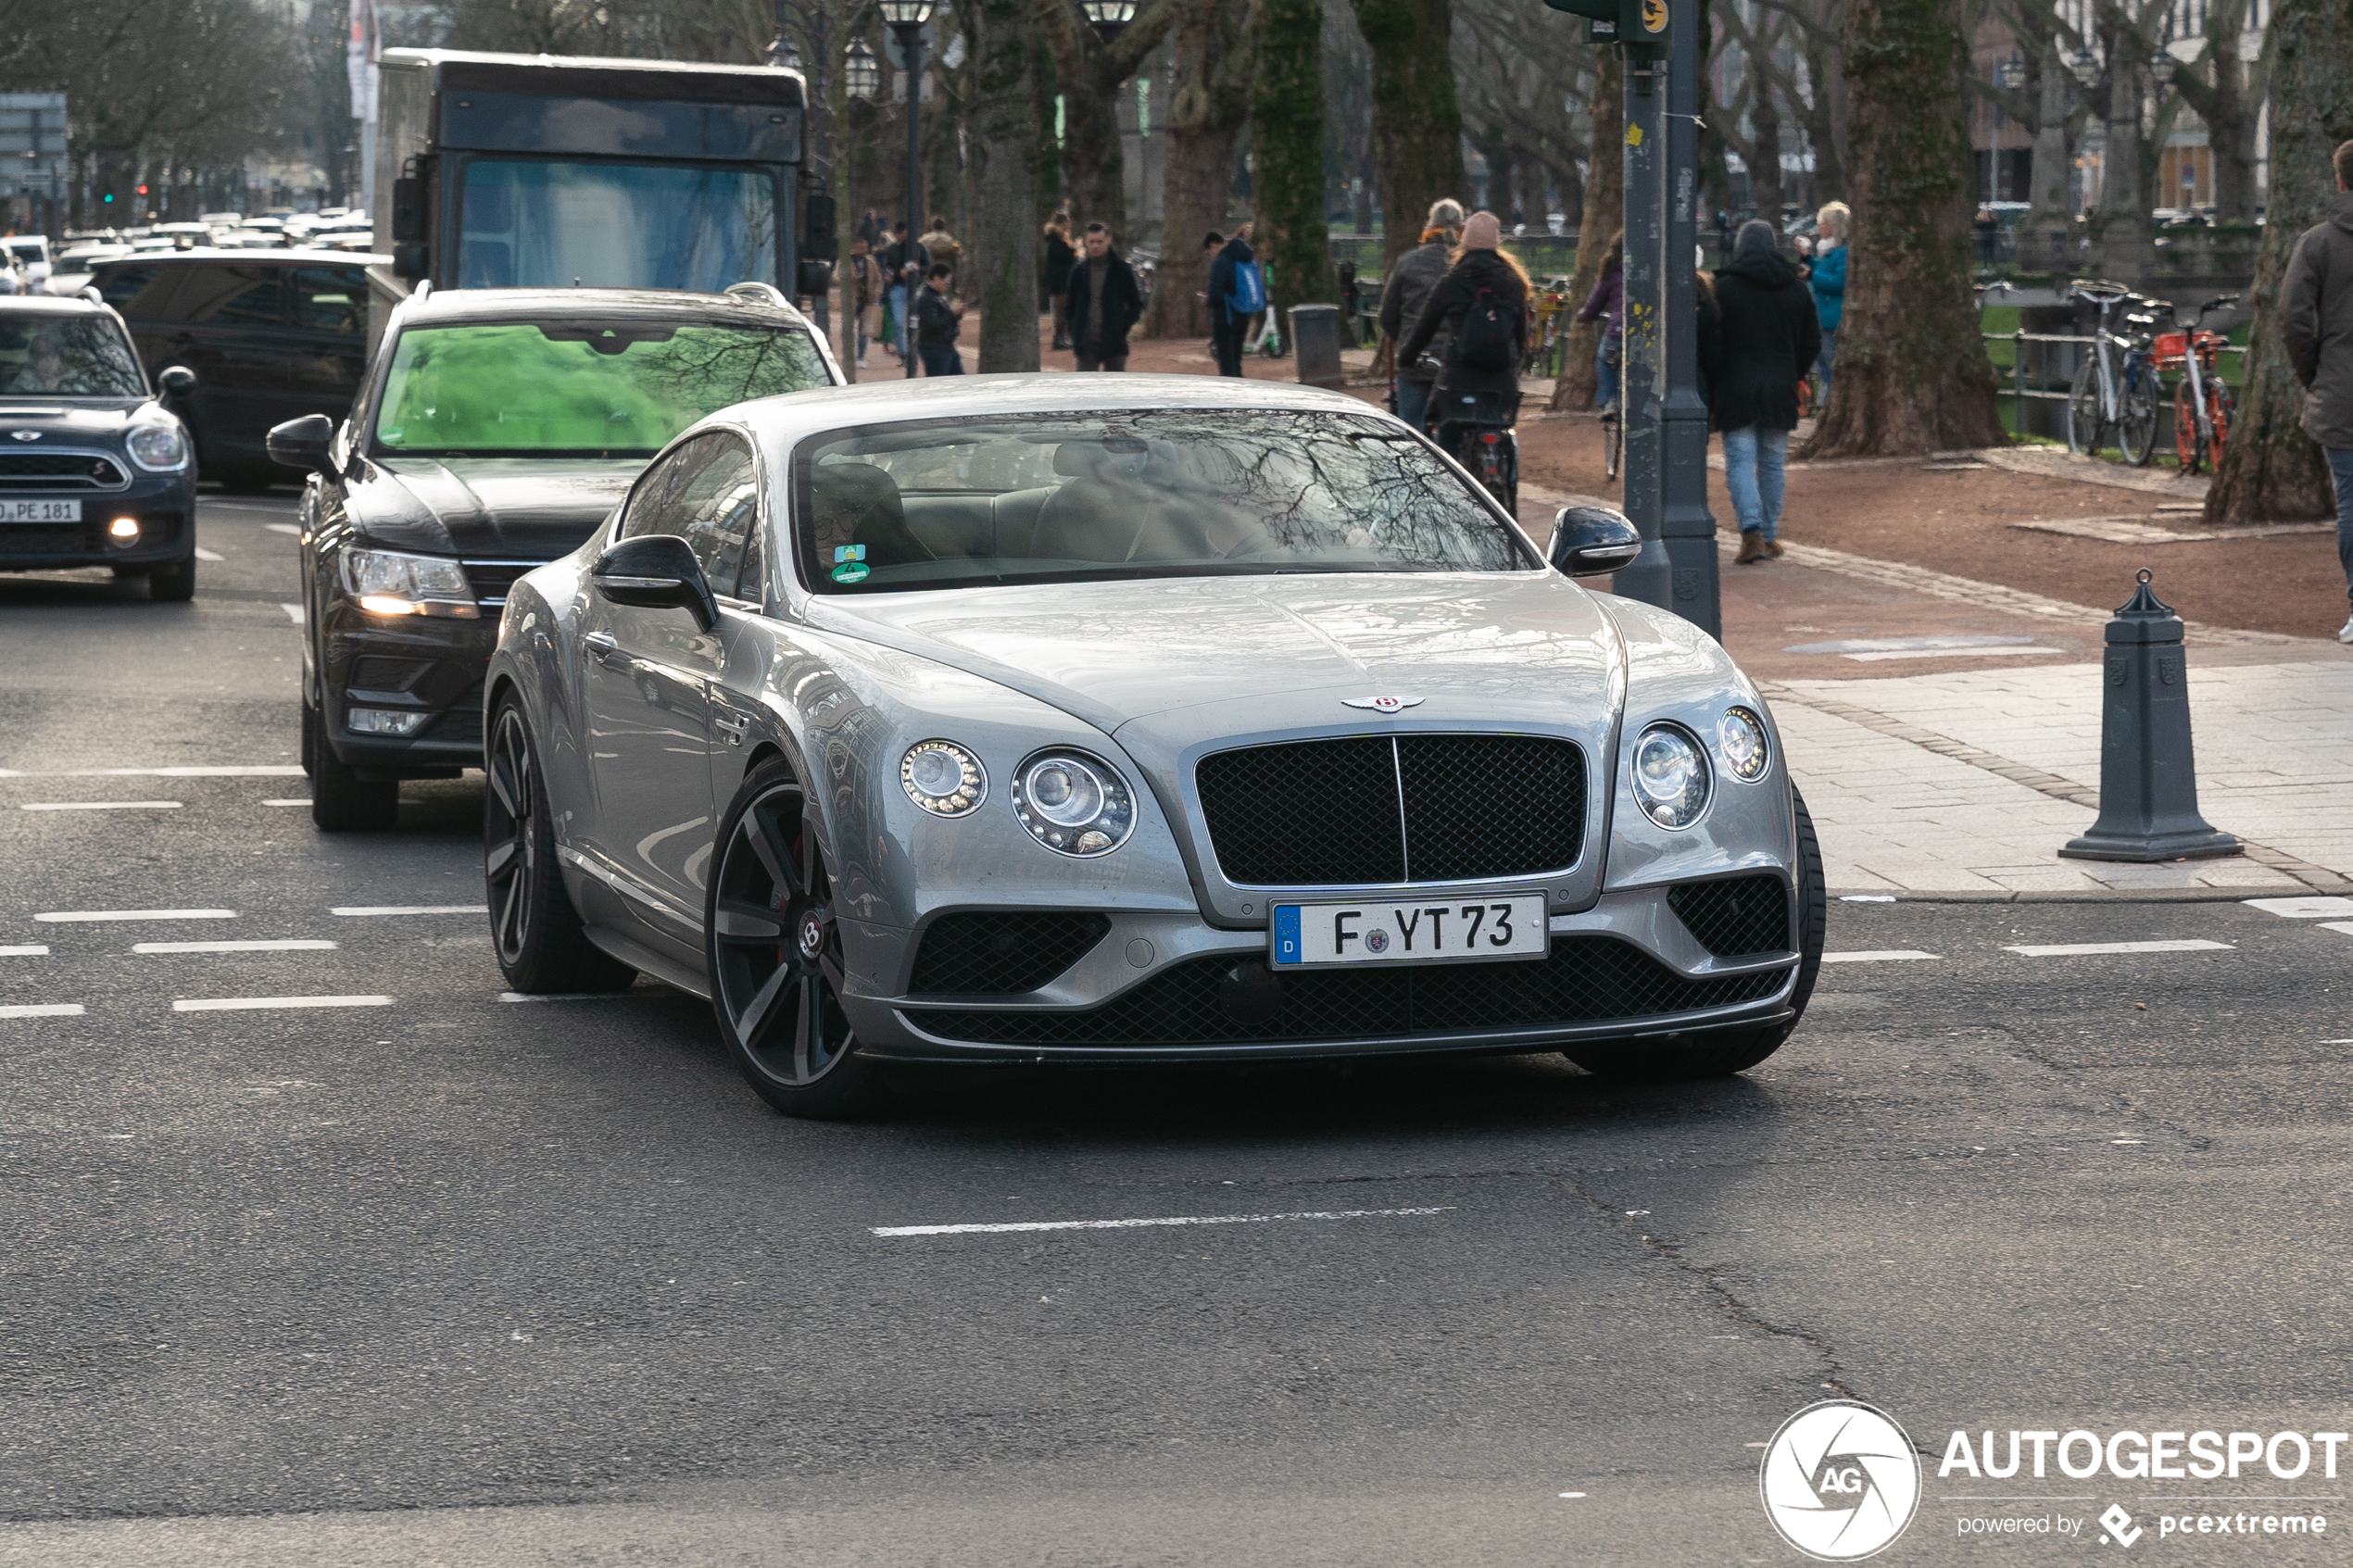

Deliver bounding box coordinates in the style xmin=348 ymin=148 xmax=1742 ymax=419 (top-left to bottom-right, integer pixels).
xmin=265 ymin=412 xmax=336 ymax=475
xmin=157 ymin=364 xmax=196 ymax=397
xmin=1549 ymin=505 xmax=1643 ymax=577
xmin=590 ymin=534 xmax=718 ymax=632
xmin=392 ymin=243 xmax=428 ymax=282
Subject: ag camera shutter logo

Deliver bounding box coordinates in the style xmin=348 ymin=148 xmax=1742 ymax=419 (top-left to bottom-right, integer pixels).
xmin=1760 ymin=1400 xmax=1922 ymax=1561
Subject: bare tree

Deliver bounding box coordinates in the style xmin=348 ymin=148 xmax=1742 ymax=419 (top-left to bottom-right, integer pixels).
xmin=1140 ymin=0 xmax=1250 ymax=338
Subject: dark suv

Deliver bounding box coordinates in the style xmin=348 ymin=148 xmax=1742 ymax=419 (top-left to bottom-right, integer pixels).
xmin=272 ymin=282 xmax=838 ymax=830
xmin=0 ymin=295 xmax=200 ymax=599
xmin=90 ymin=250 xmax=379 ymax=490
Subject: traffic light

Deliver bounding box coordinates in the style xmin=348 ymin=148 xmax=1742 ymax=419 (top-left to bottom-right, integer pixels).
xmin=1541 ymin=0 xmax=1668 ymax=52
xmin=135 ymin=183 xmax=148 ymax=196
xmin=101 ymin=192 xmax=113 ymax=204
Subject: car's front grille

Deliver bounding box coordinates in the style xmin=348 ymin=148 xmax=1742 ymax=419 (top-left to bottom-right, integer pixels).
xmin=908 ymin=911 xmax=1113 ymax=995
xmin=1195 ymin=734 xmax=1586 ymax=885
xmin=0 ymin=452 xmax=129 ymax=490
xmin=909 ymin=936 xmax=1788 ymax=1048
xmin=460 ymin=558 xmax=546 ymax=608
xmin=1667 ymin=876 xmax=1792 ymax=958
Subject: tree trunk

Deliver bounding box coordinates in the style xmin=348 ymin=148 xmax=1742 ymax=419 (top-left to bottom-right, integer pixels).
xmin=2017 ymin=36 xmax=2075 ymax=270
xmin=1549 ymin=47 xmax=1620 ymax=413
xmin=2207 ymin=0 xmax=2257 ymax=224
xmin=2091 ymin=3 xmax=2152 ymax=278
xmin=1252 ymin=0 xmax=1338 ymax=321
xmin=1799 ymin=0 xmax=2002 ymax=456
xmin=1556 ymin=152 xmax=1584 ymax=229
xmin=1794 ymin=32 xmax=1845 ymax=204
xmin=1348 ymin=0 xmax=1470 ymax=270
xmin=967 ymin=0 xmax=1044 ymax=371
xmin=2203 ymin=0 xmax=2353 ymax=524
xmin=1141 ymin=0 xmax=1251 ymax=338
xmin=1036 ymin=0 xmax=1178 ymax=244
xmin=1749 ymin=74 xmax=1783 ymax=224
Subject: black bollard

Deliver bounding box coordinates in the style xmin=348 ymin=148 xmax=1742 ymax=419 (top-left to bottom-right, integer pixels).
xmin=2059 ymin=569 xmax=2241 ymax=863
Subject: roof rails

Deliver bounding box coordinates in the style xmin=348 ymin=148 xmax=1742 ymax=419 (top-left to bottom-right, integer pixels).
xmin=78 ymin=285 xmax=103 ymax=305
xmin=724 ymin=281 xmax=789 ymax=307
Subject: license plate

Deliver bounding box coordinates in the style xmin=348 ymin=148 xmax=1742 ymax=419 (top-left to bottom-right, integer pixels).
xmin=0 ymin=499 xmax=79 ymax=523
xmin=1271 ymin=894 xmax=1549 ymax=968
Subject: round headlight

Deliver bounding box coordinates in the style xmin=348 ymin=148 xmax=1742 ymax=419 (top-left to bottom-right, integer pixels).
xmin=126 ymin=422 xmax=189 ymax=470
xmin=900 ymin=739 xmax=985 ymax=816
xmin=1012 ymin=749 xmax=1135 ymax=856
xmin=1718 ymin=707 xmax=1769 ymax=783
xmin=1631 ymin=724 xmax=1711 ymax=830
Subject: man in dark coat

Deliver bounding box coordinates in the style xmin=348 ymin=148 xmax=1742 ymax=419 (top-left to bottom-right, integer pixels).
xmin=1705 ymin=219 xmax=1821 ymax=563
xmin=880 ymin=221 xmax=931 ymax=366
xmin=1206 ymin=223 xmax=1256 ymax=378
xmin=2283 ymin=140 xmax=2353 ymax=642
xmin=1395 ymin=209 xmax=1529 ymax=464
xmin=1063 ymin=222 xmax=1144 ymax=371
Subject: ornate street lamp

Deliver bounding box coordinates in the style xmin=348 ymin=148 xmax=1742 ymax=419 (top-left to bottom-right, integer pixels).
xmin=844 ymin=36 xmax=879 ymax=99
xmin=1996 ymin=55 xmax=2025 ymax=91
xmin=767 ymin=30 xmax=804 ymax=71
xmin=877 ymin=0 xmax=936 ymax=374
xmin=1078 ymin=0 xmax=1137 ymax=44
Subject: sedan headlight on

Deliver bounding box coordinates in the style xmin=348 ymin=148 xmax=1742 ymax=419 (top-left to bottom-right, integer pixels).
xmin=341 ymin=547 xmax=479 ymax=619
xmin=1717 ymin=706 xmax=1769 ymax=783
xmin=1012 ymin=749 xmax=1135 ymax=856
xmin=125 ymin=422 xmax=189 ymax=470
xmin=1631 ymin=724 xmax=1711 ymax=830
xmin=901 ymin=739 xmax=986 ymax=816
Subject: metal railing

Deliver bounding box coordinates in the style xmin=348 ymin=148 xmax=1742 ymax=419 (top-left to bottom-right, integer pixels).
xmin=1982 ymin=327 xmax=2247 ymax=435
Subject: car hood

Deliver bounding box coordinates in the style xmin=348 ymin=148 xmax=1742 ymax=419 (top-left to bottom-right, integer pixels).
xmin=364 ymin=457 xmax=644 ymax=557
xmin=808 ymin=571 xmax=1627 ymax=746
xmin=0 ymin=398 xmax=164 ymax=439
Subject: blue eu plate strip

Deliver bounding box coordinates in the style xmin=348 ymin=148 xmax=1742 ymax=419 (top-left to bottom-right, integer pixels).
xmin=1272 ymin=905 xmax=1301 ymax=966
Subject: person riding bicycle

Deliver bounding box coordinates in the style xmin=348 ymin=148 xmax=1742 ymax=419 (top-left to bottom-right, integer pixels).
xmin=1396 ymin=209 xmax=1529 ymax=466
xmin=1575 ymin=231 xmax=1625 ymax=415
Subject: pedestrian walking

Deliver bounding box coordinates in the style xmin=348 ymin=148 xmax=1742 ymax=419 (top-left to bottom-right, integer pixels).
xmin=1802 ymin=201 xmax=1848 ymax=400
xmin=1042 ymin=212 xmax=1077 ymax=351
xmin=1378 ymin=198 xmax=1464 ymax=431
xmin=1063 ymin=221 xmax=1143 ymax=371
xmin=846 ymin=239 xmax=884 ymax=369
xmin=1394 ymin=209 xmax=1529 ymax=464
xmin=920 ymin=215 xmax=963 ymax=285
xmin=857 ymin=207 xmax=886 ymax=251
xmin=881 ymin=221 xmax=931 ymax=362
xmin=1208 ymin=222 xmax=1259 ymax=378
xmin=913 ymin=262 xmax=966 ymax=376
xmin=1705 ymin=219 xmax=1821 ymax=565
xmin=1574 ymin=230 xmax=1625 ymax=415
xmin=2283 ymin=141 xmax=2353 ymax=643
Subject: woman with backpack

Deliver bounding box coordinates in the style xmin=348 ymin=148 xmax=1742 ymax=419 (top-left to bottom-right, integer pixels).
xmin=1395 ymin=209 xmax=1529 ymax=458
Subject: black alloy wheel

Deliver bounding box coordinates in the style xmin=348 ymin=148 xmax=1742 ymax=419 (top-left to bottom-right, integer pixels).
xmin=1567 ymin=784 xmax=1828 ymax=1081
xmin=707 ymin=759 xmax=885 ymax=1119
xmin=484 ymin=696 xmax=634 ymax=994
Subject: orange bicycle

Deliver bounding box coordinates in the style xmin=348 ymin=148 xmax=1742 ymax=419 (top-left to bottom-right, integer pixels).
xmin=2151 ymin=293 xmax=2238 ymax=475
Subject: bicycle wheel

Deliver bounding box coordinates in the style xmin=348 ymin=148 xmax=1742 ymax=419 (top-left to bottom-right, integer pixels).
xmin=2066 ymin=355 xmax=2105 ymax=456
xmin=2173 ymin=378 xmax=2204 ymax=472
xmin=2120 ymin=359 xmax=2159 ymax=467
xmin=2207 ymin=380 xmax=2234 ymax=471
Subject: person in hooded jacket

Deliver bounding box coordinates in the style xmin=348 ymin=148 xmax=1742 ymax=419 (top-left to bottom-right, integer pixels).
xmin=2283 ymin=140 xmax=2353 ymax=642
xmin=1378 ymin=197 xmax=1465 ymax=432
xmin=1042 ymin=213 xmax=1077 ymax=350
xmin=1705 ymin=219 xmax=1820 ymax=564
xmin=1396 ymin=209 xmax=1529 ymax=464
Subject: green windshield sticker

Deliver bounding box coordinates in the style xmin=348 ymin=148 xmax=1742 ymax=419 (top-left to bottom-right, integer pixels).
xmin=831 ymin=560 xmax=871 ymax=584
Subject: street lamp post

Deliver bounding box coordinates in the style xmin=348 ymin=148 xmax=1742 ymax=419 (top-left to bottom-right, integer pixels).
xmin=1078 ymin=0 xmax=1136 ymax=44
xmin=878 ymin=0 xmax=934 ymax=376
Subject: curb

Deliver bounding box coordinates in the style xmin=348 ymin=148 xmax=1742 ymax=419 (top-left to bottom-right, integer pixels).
xmin=1832 ymin=887 xmax=2294 ymax=905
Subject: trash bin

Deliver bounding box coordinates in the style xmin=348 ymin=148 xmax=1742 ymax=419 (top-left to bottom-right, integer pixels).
xmin=1290 ymin=303 xmax=1345 ymax=389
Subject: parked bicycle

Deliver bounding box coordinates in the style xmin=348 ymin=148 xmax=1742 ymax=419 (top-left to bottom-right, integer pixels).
xmin=2065 ymin=280 xmax=2161 ymax=466
xmin=2151 ymin=293 xmax=2239 ymax=475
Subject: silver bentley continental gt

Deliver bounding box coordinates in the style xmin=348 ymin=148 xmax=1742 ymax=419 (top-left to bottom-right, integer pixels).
xmin=482 ymin=376 xmax=1825 ymax=1117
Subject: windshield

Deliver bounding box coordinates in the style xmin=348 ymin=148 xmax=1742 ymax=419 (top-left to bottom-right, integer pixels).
xmin=374 ymin=320 xmax=828 ymax=457
xmin=797 ymin=411 xmax=1531 ymax=593
xmin=0 ymin=316 xmax=145 ymax=396
xmin=459 ymin=161 xmax=776 ymax=293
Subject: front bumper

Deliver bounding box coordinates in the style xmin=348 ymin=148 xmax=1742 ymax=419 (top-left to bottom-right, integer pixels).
xmin=842 ymin=880 xmax=1800 ymax=1065
xmin=0 ymin=477 xmax=196 ymax=572
xmin=320 ymin=600 xmax=500 ymax=773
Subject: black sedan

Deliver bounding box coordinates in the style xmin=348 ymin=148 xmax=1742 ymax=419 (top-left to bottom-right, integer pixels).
xmin=271 ymin=282 xmax=839 ymax=830
xmin=0 ymin=294 xmax=200 ymax=599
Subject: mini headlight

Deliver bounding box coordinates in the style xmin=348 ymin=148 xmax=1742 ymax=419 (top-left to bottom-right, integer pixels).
xmin=1717 ymin=707 xmax=1769 ymax=783
xmin=1012 ymin=749 xmax=1135 ymax=856
xmin=901 ymin=739 xmax=985 ymax=816
xmin=341 ymin=547 xmax=477 ymax=616
xmin=125 ymin=423 xmax=189 ymax=470
xmin=1631 ymin=724 xmax=1711 ymax=830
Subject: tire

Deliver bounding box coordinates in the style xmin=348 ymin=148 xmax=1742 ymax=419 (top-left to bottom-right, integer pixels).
xmin=1567 ymin=784 xmax=1828 ymax=1081
xmin=2174 ymin=379 xmax=2204 ymax=473
xmin=485 ymin=697 xmax=635 ymax=994
xmin=147 ymin=556 xmax=195 ymax=602
xmin=2119 ymin=361 xmax=2158 ymax=467
xmin=309 ymin=713 xmax=399 ymax=832
xmin=2065 ymin=355 xmax=2104 ymax=456
xmin=299 ymin=689 xmax=318 ymax=779
xmin=706 ymin=758 xmax=889 ymax=1120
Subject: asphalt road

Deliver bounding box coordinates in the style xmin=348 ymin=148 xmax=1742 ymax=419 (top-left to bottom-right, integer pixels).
xmin=4 ymin=498 xmax=2352 ymax=1565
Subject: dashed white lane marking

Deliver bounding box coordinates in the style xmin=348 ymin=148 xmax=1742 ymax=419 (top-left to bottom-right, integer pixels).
xmin=261 ymin=798 xmax=309 ymax=807
xmin=0 ymin=945 xmax=47 ymax=957
xmin=194 ymin=547 xmax=225 ymax=562
xmin=332 ymin=905 xmax=486 ymax=917
xmin=0 ymin=1003 xmax=82 ymax=1018
xmin=1839 ymin=895 xmax=1897 ymax=903
xmin=20 ymin=801 xmax=182 ymax=811
xmin=74 ymin=766 xmax=305 ymax=778
xmin=172 ymin=995 xmax=391 ymax=1013
xmin=2004 ymin=939 xmax=2233 ymax=958
xmin=1821 ymin=950 xmax=1940 ymax=963
xmin=2316 ymin=922 xmax=2353 ymax=940
xmin=873 ymin=1206 xmax=1455 ymax=1237
xmin=279 ymin=604 xmax=303 ymax=623
xmin=264 ymin=523 xmax=300 ymax=536
xmin=135 ymin=940 xmax=335 ymax=954
xmin=2245 ymin=897 xmax=2353 ymax=919
xmin=500 ymin=991 xmax=631 ymax=1003
xmin=37 ymin=909 xmax=235 ymax=922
